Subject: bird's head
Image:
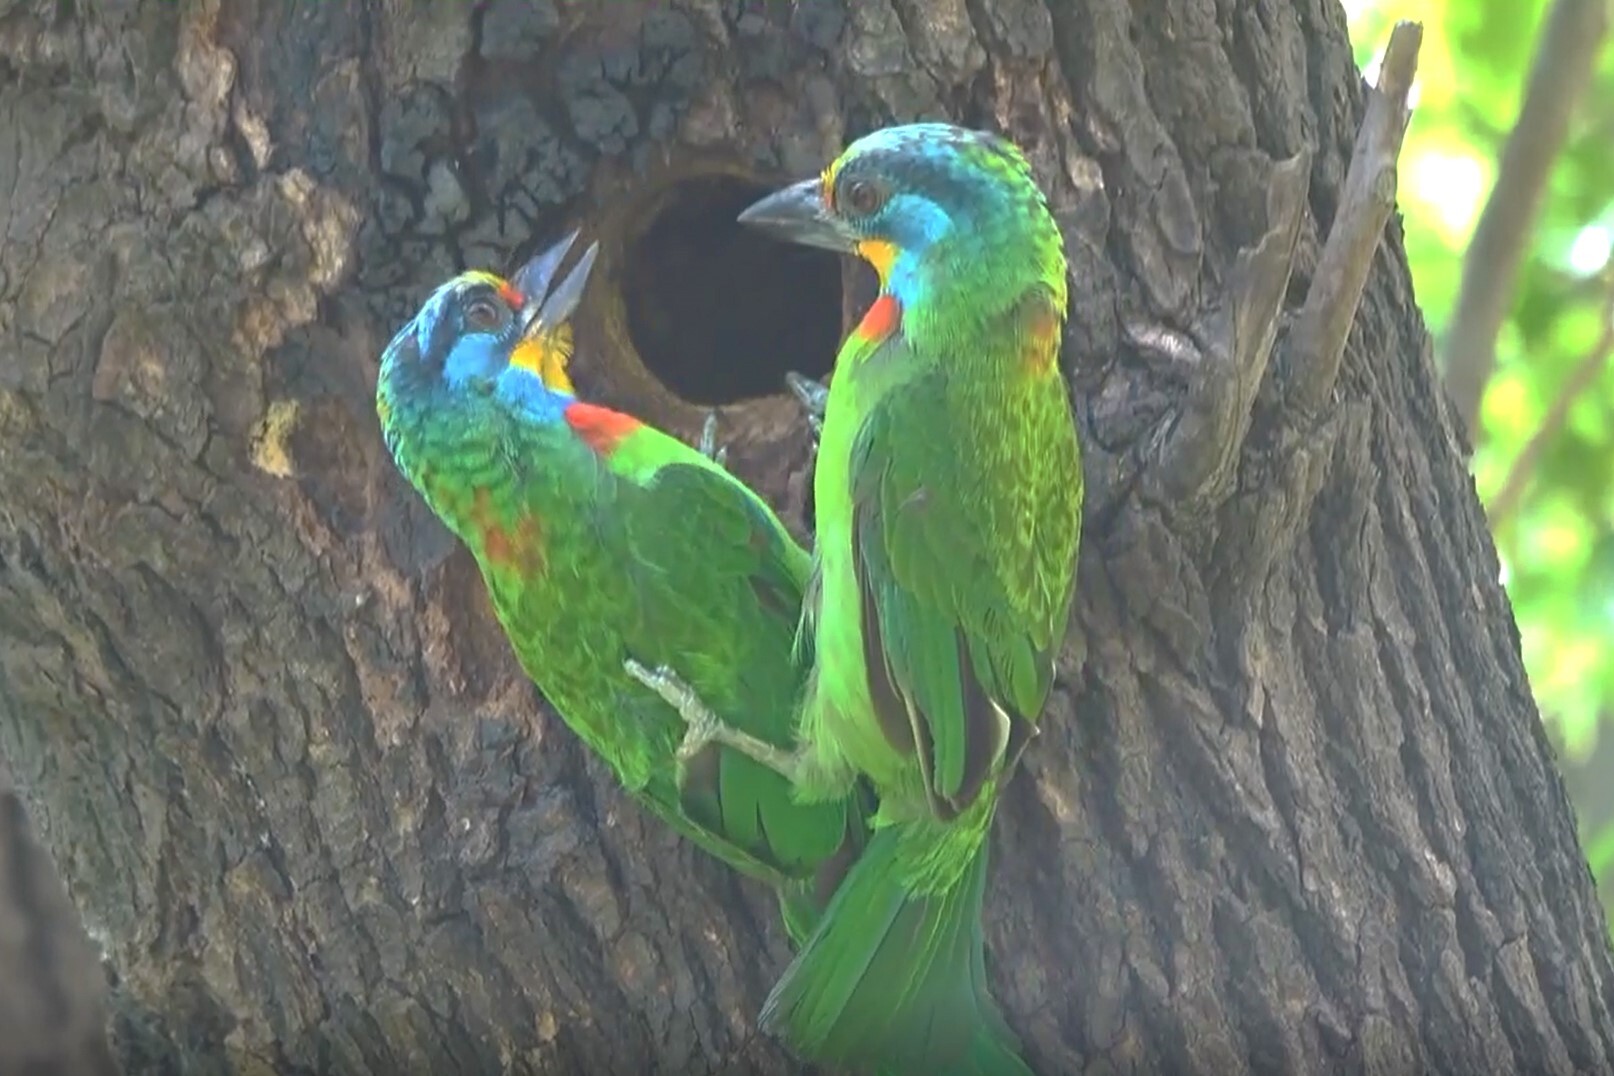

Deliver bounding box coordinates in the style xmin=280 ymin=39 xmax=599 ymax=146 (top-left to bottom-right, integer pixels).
xmin=377 ymin=231 xmax=600 ymax=415
xmin=737 ymin=123 xmax=1065 ymax=321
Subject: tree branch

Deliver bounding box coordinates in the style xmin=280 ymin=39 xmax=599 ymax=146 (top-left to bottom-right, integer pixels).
xmin=1288 ymin=21 xmax=1423 ymax=419
xmin=1151 ymin=151 xmax=1311 ymax=510
xmin=1486 ymin=299 xmax=1614 ymax=527
xmin=1441 ymin=0 xmax=1610 ymax=438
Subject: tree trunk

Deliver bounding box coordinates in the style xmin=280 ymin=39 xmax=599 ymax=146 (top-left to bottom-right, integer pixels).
xmin=0 ymin=757 xmax=119 ymax=1076
xmin=2 ymin=1 xmax=1611 ymax=1074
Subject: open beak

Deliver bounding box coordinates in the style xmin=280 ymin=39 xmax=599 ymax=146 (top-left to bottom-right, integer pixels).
xmin=512 ymin=229 xmax=601 ymax=338
xmin=737 ymin=178 xmax=857 ymax=254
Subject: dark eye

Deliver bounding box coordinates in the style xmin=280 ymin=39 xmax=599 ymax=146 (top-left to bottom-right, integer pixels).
xmin=465 ymin=296 xmax=507 ymax=333
xmin=841 ymin=178 xmax=885 ymax=217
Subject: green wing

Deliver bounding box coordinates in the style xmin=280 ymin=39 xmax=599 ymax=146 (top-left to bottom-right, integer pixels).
xmin=847 ymin=360 xmax=1080 ymax=822
xmin=611 ymin=430 xmax=847 ymax=877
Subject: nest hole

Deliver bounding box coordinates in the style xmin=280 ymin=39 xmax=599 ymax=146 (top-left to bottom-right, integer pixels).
xmin=622 ymin=175 xmax=841 ymax=407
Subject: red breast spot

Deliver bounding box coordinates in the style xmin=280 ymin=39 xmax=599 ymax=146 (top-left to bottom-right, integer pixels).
xmin=471 ymin=487 xmax=544 ymax=572
xmin=564 ymin=401 xmax=643 ymax=456
xmin=853 ymin=294 xmax=902 ymax=346
xmin=483 ymin=521 xmax=543 ymax=571
xmin=1020 ymin=299 xmax=1062 ymax=376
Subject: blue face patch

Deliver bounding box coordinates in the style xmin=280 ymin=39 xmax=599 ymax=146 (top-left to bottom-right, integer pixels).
xmin=409 ymin=279 xmax=513 ymax=389
xmin=494 ymin=364 xmax=572 ymax=424
xmin=875 ymin=191 xmax=952 ymax=252
xmin=440 ymin=332 xmax=508 ymax=389
xmin=856 ymin=191 xmax=951 ymax=306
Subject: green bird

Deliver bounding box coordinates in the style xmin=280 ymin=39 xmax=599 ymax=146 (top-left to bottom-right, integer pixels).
xmin=631 ymin=124 xmax=1082 ymax=1073
xmin=377 ymin=231 xmax=1044 ymax=1076
xmin=375 ymin=233 xmax=865 ymax=943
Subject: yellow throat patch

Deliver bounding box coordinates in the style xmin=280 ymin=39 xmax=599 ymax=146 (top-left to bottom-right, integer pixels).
xmin=511 ymin=324 xmax=576 ymax=395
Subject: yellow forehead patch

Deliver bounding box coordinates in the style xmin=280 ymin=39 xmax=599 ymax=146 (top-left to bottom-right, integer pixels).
xmin=821 ymin=148 xmax=854 ymax=208
xmin=463 ymin=270 xmax=523 ymax=309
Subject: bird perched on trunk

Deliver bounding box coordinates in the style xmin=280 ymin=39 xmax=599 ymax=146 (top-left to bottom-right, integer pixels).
xmin=379 ymin=232 xmax=1041 ymax=1076
xmin=374 ymin=232 xmax=866 ymax=943
xmin=630 ymin=123 xmax=1083 ymax=1075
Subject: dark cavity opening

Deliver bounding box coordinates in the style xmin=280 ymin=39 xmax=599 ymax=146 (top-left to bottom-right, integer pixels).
xmin=622 ymin=175 xmax=841 ymax=406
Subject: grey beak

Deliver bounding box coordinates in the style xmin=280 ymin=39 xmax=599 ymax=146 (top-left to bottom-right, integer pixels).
xmin=737 ymin=178 xmax=857 ymax=253
xmin=512 ymin=230 xmax=600 ymax=335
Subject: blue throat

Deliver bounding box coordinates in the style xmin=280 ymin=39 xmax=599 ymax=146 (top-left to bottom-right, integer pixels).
xmin=494 ymin=365 xmax=574 ymax=425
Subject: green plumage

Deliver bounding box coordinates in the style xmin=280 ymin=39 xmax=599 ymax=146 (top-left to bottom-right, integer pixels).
xmin=375 ymin=251 xmax=864 ymax=943
xmin=730 ymin=123 xmax=1084 ymax=1073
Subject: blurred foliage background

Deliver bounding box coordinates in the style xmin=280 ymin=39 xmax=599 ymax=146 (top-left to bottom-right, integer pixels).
xmin=1343 ymin=0 xmax=1614 ymax=905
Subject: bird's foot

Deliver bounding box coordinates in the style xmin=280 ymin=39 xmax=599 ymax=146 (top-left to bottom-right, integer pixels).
xmin=785 ymin=372 xmax=827 ymax=440
xmin=624 ymin=658 xmax=807 ymax=781
xmin=625 ymin=658 xmax=725 ymax=765
xmin=698 ymin=411 xmax=729 ymax=470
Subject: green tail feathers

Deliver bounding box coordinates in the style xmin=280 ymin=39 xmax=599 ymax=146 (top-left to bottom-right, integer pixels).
xmin=760 ymin=824 xmax=1032 ymax=1075
xmin=776 ymin=792 xmax=873 ymax=948
xmin=776 ymin=882 xmax=823 ymax=950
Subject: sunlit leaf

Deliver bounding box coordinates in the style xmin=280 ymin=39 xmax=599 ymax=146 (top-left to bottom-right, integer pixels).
xmin=1402 ymin=141 xmax=1494 ymax=248
xmin=1479 ymin=364 xmax=1543 ymax=444
xmin=1517 ymin=496 xmax=1594 ymax=574
xmin=1548 ymin=222 xmax=1613 ymax=277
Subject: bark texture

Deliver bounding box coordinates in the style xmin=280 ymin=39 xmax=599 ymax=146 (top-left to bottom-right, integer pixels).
xmin=1 ymin=1 xmax=1611 ymax=1074
xmin=0 ymin=758 xmax=119 ymax=1076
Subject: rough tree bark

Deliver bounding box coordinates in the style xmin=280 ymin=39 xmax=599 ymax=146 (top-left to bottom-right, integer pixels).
xmin=2 ymin=1 xmax=1611 ymax=1074
xmin=0 ymin=757 xmax=119 ymax=1076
